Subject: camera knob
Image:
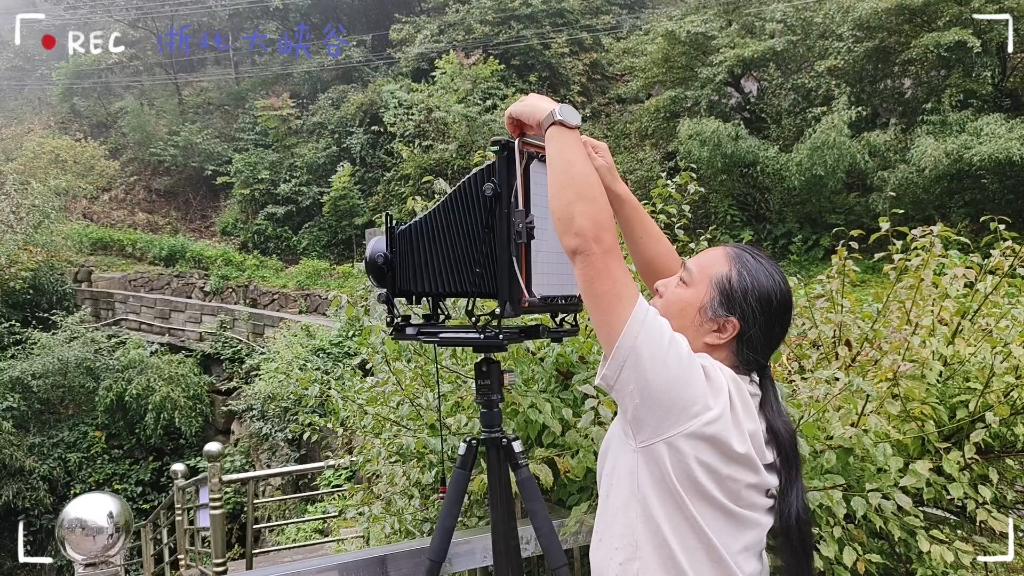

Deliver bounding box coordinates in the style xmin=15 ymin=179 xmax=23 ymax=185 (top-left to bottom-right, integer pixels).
xmin=483 ymin=183 xmax=496 ymax=197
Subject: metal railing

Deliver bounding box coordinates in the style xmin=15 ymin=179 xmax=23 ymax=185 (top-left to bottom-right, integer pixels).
xmin=129 ymin=442 xmax=363 ymax=576
xmin=221 ymin=453 xmax=366 ymax=571
xmin=132 ymin=441 xmax=593 ymax=575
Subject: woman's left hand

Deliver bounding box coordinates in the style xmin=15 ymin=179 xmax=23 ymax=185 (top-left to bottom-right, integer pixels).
xmin=504 ymin=93 xmax=558 ymax=138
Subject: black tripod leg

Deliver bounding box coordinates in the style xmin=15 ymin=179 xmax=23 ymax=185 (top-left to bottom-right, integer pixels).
xmin=504 ymin=436 xmax=572 ymax=576
xmin=424 ymin=438 xmax=479 ymax=576
xmin=486 ymin=436 xmax=525 ymax=576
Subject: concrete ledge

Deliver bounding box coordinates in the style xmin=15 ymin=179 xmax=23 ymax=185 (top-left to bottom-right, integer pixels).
xmin=235 ymin=516 xmax=594 ymax=576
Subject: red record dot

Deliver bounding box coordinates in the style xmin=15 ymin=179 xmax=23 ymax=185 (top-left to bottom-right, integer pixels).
xmin=42 ymin=34 xmax=57 ymax=50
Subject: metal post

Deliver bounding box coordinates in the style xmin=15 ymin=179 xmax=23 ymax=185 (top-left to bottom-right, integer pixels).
xmin=141 ymin=523 xmax=155 ymax=576
xmin=170 ymin=463 xmax=190 ymax=570
xmin=158 ymin=509 xmax=172 ymax=576
xmin=245 ymin=478 xmax=255 ymax=571
xmin=192 ymin=491 xmax=202 ymax=567
xmin=205 ymin=442 xmax=229 ymax=575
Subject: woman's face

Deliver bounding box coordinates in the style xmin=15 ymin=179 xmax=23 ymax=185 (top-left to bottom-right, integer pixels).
xmin=650 ymin=246 xmax=735 ymax=355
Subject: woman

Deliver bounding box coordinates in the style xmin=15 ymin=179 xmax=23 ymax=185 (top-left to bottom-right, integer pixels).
xmin=504 ymin=94 xmax=815 ymax=575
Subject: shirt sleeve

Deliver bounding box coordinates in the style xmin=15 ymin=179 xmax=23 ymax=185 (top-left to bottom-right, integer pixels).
xmin=594 ymin=293 xmax=717 ymax=445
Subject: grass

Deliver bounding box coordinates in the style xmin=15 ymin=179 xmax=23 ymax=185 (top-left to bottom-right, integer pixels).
xmin=65 ymin=223 xmax=366 ymax=294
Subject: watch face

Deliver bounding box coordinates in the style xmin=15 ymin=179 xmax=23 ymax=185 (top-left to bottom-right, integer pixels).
xmin=559 ymin=104 xmax=582 ymax=127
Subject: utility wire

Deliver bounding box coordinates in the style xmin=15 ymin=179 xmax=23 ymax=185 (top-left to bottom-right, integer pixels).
xmin=1 ymin=2 xmax=724 ymax=88
xmin=2 ymin=0 xmax=823 ymax=88
xmin=5 ymin=25 xmax=642 ymax=88
xmin=50 ymin=8 xmax=655 ymax=74
xmin=0 ymin=0 xmax=309 ymax=22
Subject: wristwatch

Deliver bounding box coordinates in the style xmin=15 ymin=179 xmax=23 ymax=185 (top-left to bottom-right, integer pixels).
xmin=541 ymin=103 xmax=582 ymax=135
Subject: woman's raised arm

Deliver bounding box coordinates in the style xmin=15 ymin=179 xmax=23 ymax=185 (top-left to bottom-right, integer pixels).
xmin=582 ymin=136 xmax=682 ymax=294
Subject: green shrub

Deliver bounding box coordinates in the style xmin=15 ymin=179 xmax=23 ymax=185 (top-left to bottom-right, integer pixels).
xmin=0 ymin=314 xmax=210 ymax=573
xmin=67 ymin=223 xmax=362 ymax=293
xmin=785 ymin=217 xmax=1024 ymax=574
xmin=228 ymin=217 xmax=1024 ymax=574
xmin=0 ymin=132 xmax=119 ymax=198
xmin=0 ymin=248 xmax=76 ymax=339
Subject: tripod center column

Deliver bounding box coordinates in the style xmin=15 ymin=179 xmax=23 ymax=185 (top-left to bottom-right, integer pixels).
xmin=474 ymin=356 xmax=507 ymax=435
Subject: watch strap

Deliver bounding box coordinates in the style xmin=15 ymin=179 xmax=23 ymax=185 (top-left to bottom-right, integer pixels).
xmin=541 ymin=106 xmax=560 ymax=135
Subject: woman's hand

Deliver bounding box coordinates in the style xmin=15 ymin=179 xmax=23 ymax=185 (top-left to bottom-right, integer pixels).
xmin=504 ymin=93 xmax=559 ymax=138
xmin=582 ymin=135 xmax=626 ymax=193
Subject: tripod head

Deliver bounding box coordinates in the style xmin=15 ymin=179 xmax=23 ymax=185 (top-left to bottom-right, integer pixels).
xmin=474 ymin=354 xmax=512 ymax=436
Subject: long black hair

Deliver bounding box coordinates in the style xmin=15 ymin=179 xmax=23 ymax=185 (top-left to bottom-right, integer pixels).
xmin=704 ymin=243 xmax=815 ymax=576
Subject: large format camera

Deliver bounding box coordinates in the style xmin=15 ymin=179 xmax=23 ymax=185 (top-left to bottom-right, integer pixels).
xmin=365 ymin=135 xmax=581 ymax=351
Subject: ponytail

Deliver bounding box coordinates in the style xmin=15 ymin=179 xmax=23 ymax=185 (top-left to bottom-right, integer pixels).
xmin=756 ymin=365 xmax=815 ymax=576
xmin=710 ymin=243 xmax=815 ymax=575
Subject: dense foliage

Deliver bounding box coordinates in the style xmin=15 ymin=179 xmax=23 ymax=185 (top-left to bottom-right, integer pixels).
xmin=5 ymin=0 xmax=1024 ymax=260
xmin=220 ymin=215 xmax=1024 ymax=575
xmin=0 ymin=315 xmax=211 ymax=575
xmin=4 ymin=0 xmax=1024 ymax=574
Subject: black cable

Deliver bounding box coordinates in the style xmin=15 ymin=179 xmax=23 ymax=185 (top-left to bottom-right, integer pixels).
xmin=433 ymin=344 xmax=448 ymax=499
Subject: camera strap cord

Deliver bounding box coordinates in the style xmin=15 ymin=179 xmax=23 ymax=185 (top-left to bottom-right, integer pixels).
xmin=434 ymin=344 xmax=448 ymax=500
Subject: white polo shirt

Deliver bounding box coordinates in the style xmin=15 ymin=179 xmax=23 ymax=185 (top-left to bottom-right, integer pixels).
xmin=590 ymin=294 xmax=779 ymax=575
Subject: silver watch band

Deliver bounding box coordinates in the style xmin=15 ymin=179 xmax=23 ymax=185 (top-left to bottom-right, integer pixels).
xmin=541 ymin=104 xmax=581 ymax=135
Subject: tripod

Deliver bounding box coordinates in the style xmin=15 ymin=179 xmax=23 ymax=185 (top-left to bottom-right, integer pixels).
xmin=424 ymin=355 xmax=572 ymax=576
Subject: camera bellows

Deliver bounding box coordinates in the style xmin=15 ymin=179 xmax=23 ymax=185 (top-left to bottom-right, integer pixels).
xmin=393 ymin=162 xmax=499 ymax=299
xmin=366 ymin=136 xmax=582 ymax=330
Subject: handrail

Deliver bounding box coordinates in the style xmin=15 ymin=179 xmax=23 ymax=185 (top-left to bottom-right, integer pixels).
xmin=150 ymin=447 xmax=371 ymax=575
xmin=145 ymin=493 xmax=175 ymax=525
xmin=254 ymin=486 xmax=348 ymax=505
xmin=222 ymin=458 xmax=352 ymax=484
xmin=179 ymin=472 xmax=208 ymax=490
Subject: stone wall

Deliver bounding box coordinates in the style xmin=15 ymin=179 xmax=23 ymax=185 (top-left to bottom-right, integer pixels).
xmin=70 ymin=266 xmax=338 ymax=316
xmin=75 ymin=288 xmax=338 ymax=345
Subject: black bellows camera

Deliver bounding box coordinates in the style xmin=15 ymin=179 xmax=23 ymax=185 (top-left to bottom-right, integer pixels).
xmin=365 ymin=136 xmax=581 ymax=351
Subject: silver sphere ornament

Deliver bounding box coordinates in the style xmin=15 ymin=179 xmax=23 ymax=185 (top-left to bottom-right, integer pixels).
xmin=55 ymin=491 xmax=135 ymax=566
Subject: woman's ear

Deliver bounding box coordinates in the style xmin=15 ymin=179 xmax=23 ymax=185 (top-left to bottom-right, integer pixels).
xmin=705 ymin=316 xmax=740 ymax=346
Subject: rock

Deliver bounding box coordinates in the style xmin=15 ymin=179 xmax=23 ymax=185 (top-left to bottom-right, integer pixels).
xmin=221 ymin=288 xmax=238 ymax=305
xmin=266 ymin=299 xmax=281 ymax=312
xmin=210 ymin=393 xmax=235 ymax=433
xmin=259 ymin=292 xmax=276 ymax=307
xmin=277 ymin=292 xmax=295 ymax=310
xmin=92 ymin=273 xmax=126 ymax=290
xmin=230 ymin=418 xmax=248 ymax=443
xmin=308 ymin=295 xmax=323 ymax=314
xmin=171 ymin=286 xmax=191 ymax=298
xmin=151 ymin=276 xmax=172 ymax=291
xmin=315 ymin=299 xmax=330 ymax=315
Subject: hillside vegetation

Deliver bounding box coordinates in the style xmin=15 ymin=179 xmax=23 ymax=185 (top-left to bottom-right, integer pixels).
xmin=2 ymin=0 xmax=1024 ymax=574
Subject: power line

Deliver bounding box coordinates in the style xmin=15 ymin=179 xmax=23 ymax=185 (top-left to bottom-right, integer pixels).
xmin=1 ymin=0 xmax=823 ymax=89
xmin=37 ymin=0 xmax=314 ymax=26
xmin=1 ymin=7 xmax=669 ymax=86
xmin=47 ymin=7 xmax=658 ymax=74
xmin=6 ymin=23 xmax=641 ymax=88
xmin=0 ymin=0 xmax=305 ymax=21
